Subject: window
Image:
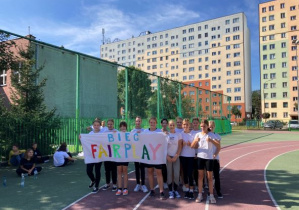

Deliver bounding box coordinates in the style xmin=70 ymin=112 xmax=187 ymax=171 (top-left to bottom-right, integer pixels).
xmin=269 ymin=15 xmax=275 ymax=21
xmin=270 ymin=44 xmax=275 ymax=49
xmin=262 ymin=17 xmax=266 ymax=22
xmin=269 ymin=25 xmax=275 ymax=30
xmin=234 ymin=96 xmax=241 ymax=101
xmin=283 ymin=82 xmax=287 ymax=88
xmin=271 ymin=113 xmax=277 ymax=118
xmin=234 ymin=79 xmax=241 ymax=84
xmin=234 ymin=70 xmax=241 ymax=75
xmin=281 ymin=42 xmax=286 ymax=48
xmin=271 ymin=103 xmax=277 ymax=108
xmin=234 ymin=87 xmax=241 ymax=92
xmin=269 ymin=35 xmax=275 ymax=40
xmin=233 ymin=26 xmax=240 ymax=32
xmin=270 ymin=73 xmax=276 ymax=79
xmin=189 ymin=28 xmax=194 ymax=33
xmin=283 ymin=92 xmax=288 ymax=98
xmin=271 ymin=93 xmax=276 ymax=98
xmin=0 ymin=70 xmax=7 ymax=86
xmin=226 ymin=28 xmax=230 ymax=33
xmin=262 ymin=7 xmax=266 ymax=13
xmin=290 ymin=6 xmax=296 ymax=11
xmin=270 ymin=83 xmax=276 ymax=88
xmin=233 ymin=18 xmax=239 ymax=23
xmin=291 ymin=16 xmax=296 ymax=20
xmin=269 ymin=5 xmax=274 ymax=11
xmin=225 ymin=20 xmax=230 ymax=25
xmin=281 ymin=13 xmax=285 ymax=19
xmin=263 ymin=55 xmax=267 ymax=60
xmin=282 ymin=52 xmax=287 ymax=58
xmin=234 ymin=44 xmax=240 ymax=49
xmin=227 ymin=88 xmax=231 ymax=93
xmin=281 ymin=22 xmax=286 ymax=28
xmin=270 ymin=54 xmax=275 ymax=59
xmin=282 ymin=62 xmax=287 ymax=68
xmin=233 ymin=35 xmax=240 ymax=40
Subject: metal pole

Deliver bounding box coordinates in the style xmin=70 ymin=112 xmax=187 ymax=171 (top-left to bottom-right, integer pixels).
xmin=178 ymin=84 xmax=182 ymax=117
xmin=125 ymin=68 xmax=128 ymax=122
xmin=295 ymin=42 xmax=299 ymax=123
xmin=157 ymin=77 xmax=160 ymax=120
xmin=75 ymin=54 xmax=80 ymax=153
xmin=209 ymin=91 xmax=212 ymax=119
xmin=196 ymin=88 xmax=199 ymax=118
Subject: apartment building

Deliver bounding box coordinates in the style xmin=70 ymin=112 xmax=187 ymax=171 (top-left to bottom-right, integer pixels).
xmin=259 ymin=0 xmax=299 ymax=122
xmin=101 ymin=13 xmax=252 ymax=120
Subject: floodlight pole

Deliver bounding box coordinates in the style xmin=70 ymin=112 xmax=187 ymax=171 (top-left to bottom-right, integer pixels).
xmin=292 ymin=40 xmax=299 ymax=123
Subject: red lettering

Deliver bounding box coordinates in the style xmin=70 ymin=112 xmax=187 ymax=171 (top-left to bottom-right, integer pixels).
xmin=91 ymin=144 xmax=97 ymax=158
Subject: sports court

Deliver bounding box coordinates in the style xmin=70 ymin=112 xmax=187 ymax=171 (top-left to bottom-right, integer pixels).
xmin=1 ymin=130 xmax=298 ymax=210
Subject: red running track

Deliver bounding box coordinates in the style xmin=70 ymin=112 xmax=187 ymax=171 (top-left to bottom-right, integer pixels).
xmin=65 ymin=141 xmax=299 ymax=210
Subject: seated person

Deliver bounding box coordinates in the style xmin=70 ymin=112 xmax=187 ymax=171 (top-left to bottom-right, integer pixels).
xmin=9 ymin=144 xmax=26 ymax=166
xmin=54 ymin=144 xmax=75 ymax=167
xmin=16 ymin=148 xmax=42 ymax=176
xmin=31 ymin=142 xmax=50 ymax=163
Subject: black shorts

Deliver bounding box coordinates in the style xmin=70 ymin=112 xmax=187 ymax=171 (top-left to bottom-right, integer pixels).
xmin=116 ymin=162 xmax=129 ymax=166
xmin=144 ymin=163 xmax=163 ymax=170
xmin=197 ymin=158 xmax=214 ymax=171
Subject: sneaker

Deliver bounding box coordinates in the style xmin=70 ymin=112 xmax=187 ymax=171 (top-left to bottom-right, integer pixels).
xmin=184 ymin=191 xmax=189 ymax=199
xmin=169 ymin=191 xmax=174 ymax=199
xmin=163 ymin=182 xmax=168 ymax=189
xmin=194 ymin=186 xmax=199 ymax=192
xmin=160 ymin=192 xmax=166 ymax=200
xmin=112 ymin=185 xmax=117 ymax=191
xmin=189 ymin=192 xmax=194 ymax=200
xmin=92 ymin=187 xmax=99 ymax=193
xmin=149 ymin=190 xmax=155 ymax=197
xmin=102 ymin=184 xmax=110 ymax=190
xmin=209 ymin=194 xmax=216 ymax=204
xmin=134 ymin=184 xmax=141 ymax=192
xmin=123 ymin=189 xmax=128 ymax=196
xmin=174 ymin=191 xmax=181 ymax=198
xmin=116 ymin=189 xmax=122 ymax=196
xmin=88 ymin=181 xmax=95 ymax=188
xmin=217 ymin=192 xmax=223 ymax=199
xmin=195 ymin=194 xmax=203 ymax=203
xmin=141 ymin=185 xmax=148 ymax=193
xmin=44 ymin=160 xmax=49 ymax=163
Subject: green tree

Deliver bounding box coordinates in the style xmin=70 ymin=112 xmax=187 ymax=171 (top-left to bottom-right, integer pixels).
xmin=231 ymin=105 xmax=241 ymax=120
xmin=262 ymin=112 xmax=270 ymax=120
xmin=117 ymin=66 xmax=152 ymax=119
xmin=7 ymin=46 xmax=60 ymax=151
xmin=252 ymin=90 xmax=261 ymax=119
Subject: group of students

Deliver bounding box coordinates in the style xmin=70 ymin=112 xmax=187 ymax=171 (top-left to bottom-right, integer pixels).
xmin=82 ymin=116 xmax=222 ymax=204
xmin=8 ymin=143 xmax=49 ymax=176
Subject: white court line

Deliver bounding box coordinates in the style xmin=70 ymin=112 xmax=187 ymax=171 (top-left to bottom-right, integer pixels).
xmin=62 ymin=170 xmax=136 ymax=210
xmin=204 ymin=144 xmax=299 ymax=210
xmin=133 ymin=185 xmax=159 ymax=210
xmin=264 ymin=150 xmax=299 ymax=210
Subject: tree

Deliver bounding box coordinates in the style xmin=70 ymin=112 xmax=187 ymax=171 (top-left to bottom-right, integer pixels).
xmin=117 ymin=66 xmax=152 ymax=119
xmin=231 ymin=105 xmax=241 ymax=120
xmin=262 ymin=112 xmax=270 ymax=120
xmin=6 ymin=45 xmax=60 ymax=152
xmin=252 ymin=90 xmax=261 ymax=119
xmin=0 ymin=32 xmax=18 ymax=74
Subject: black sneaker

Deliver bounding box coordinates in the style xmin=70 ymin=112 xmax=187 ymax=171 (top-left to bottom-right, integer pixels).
xmin=189 ymin=192 xmax=194 ymax=200
xmin=184 ymin=191 xmax=189 ymax=199
xmin=149 ymin=190 xmax=155 ymax=197
xmin=112 ymin=186 xmax=117 ymax=191
xmin=92 ymin=187 xmax=99 ymax=193
xmin=160 ymin=192 xmax=166 ymax=200
xmin=217 ymin=192 xmax=223 ymax=198
xmin=102 ymin=184 xmax=110 ymax=190
xmin=89 ymin=181 xmax=95 ymax=188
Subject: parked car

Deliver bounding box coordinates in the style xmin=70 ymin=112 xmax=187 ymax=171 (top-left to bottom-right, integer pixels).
xmin=263 ymin=120 xmax=284 ymax=129
xmin=289 ymin=120 xmax=299 ymax=129
xmin=230 ymin=122 xmax=237 ymax=126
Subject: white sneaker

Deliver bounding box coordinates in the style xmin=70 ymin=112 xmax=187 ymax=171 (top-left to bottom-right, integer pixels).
xmin=134 ymin=184 xmax=141 ymax=192
xmin=174 ymin=191 xmax=181 ymax=198
xmin=182 ymin=185 xmax=187 ymax=192
xmin=209 ymin=194 xmax=216 ymax=204
xmin=194 ymin=186 xmax=199 ymax=192
xmin=163 ymin=182 xmax=168 ymax=189
xmin=169 ymin=191 xmax=174 ymax=199
xmin=195 ymin=194 xmax=203 ymax=203
xmin=141 ymin=185 xmax=148 ymax=193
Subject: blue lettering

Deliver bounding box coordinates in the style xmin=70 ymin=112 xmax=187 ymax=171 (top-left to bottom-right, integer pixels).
xmin=133 ymin=133 xmax=139 ymax=141
xmin=125 ymin=132 xmax=130 ymax=141
xmin=108 ymin=134 xmax=114 ymax=142
xmin=124 ymin=143 xmax=131 ymax=158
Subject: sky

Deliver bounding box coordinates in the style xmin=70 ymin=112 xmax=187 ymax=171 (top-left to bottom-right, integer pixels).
xmin=0 ymin=0 xmax=271 ymax=91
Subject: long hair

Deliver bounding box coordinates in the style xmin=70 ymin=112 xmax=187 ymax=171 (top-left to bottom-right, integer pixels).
xmin=201 ymin=119 xmax=211 ymax=132
xmin=24 ymin=148 xmax=33 ymax=159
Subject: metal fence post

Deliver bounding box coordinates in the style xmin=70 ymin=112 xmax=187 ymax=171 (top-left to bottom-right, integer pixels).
xmin=75 ymin=54 xmax=80 ymax=153
xmin=157 ymin=77 xmax=160 ymax=120
xmin=125 ymin=68 xmax=128 ymax=122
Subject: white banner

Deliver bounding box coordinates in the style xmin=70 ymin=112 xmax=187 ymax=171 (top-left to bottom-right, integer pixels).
xmin=80 ymin=132 xmax=168 ymax=164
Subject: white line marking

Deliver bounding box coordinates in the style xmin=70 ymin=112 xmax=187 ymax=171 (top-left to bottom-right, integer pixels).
xmin=133 ymin=185 xmax=159 ymax=210
xmin=205 ymin=144 xmax=299 ymax=210
xmin=264 ymin=150 xmax=299 ymax=210
xmin=62 ymin=170 xmax=136 ymax=210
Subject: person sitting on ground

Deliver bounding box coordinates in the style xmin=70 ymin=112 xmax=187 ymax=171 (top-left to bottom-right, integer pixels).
xmin=16 ymin=148 xmax=42 ymax=176
xmin=31 ymin=142 xmax=50 ymax=163
xmin=53 ymin=144 xmax=75 ymax=167
xmin=8 ymin=144 xmax=26 ymax=166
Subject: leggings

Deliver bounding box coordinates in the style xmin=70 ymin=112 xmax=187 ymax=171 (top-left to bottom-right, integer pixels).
xmin=213 ymin=159 xmax=221 ymax=193
xmin=86 ymin=162 xmax=102 ymax=188
xmin=166 ymin=156 xmax=180 ymax=191
xmin=104 ymin=161 xmax=117 ymax=185
xmin=134 ymin=162 xmax=145 ymax=185
xmin=179 ymin=156 xmax=194 ymax=187
xmin=162 ymin=164 xmax=167 ymax=183
xmin=16 ymin=166 xmax=42 ymax=176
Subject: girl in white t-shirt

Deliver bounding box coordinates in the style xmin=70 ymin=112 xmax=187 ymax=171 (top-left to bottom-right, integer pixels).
xmin=131 ymin=116 xmax=148 ymax=193
xmin=166 ymin=120 xmax=183 ymax=199
xmin=180 ymin=118 xmax=196 ymax=200
xmin=191 ymin=120 xmax=220 ymax=204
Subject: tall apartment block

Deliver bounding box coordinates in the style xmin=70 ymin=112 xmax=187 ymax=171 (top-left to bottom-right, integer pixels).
xmin=101 ymin=13 xmax=252 ymax=120
xmin=259 ymin=0 xmax=299 ymax=122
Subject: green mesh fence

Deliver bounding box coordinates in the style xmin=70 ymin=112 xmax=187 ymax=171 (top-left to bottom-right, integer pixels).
xmin=0 ymin=29 xmax=232 ymax=161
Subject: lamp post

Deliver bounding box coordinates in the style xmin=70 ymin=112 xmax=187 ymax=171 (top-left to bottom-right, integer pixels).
xmin=262 ymin=78 xmax=273 ymax=121
xmin=292 ymin=39 xmax=299 ymax=123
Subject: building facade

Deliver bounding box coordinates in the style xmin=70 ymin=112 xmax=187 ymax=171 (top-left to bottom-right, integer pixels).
xmin=0 ymin=33 xmax=118 ymax=118
xmin=101 ymin=13 xmax=252 ymax=120
xmin=259 ymin=0 xmax=299 ymax=122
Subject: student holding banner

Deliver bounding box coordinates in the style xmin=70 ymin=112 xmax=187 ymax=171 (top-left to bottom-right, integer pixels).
xmin=116 ymin=121 xmax=129 ymax=196
xmin=143 ymin=117 xmax=166 ymax=200
xmin=166 ymin=120 xmax=182 ymax=199
xmin=131 ymin=116 xmax=148 ymax=193
xmin=83 ymin=119 xmax=103 ymax=193
xmin=102 ymin=119 xmax=118 ymax=191
xmin=180 ymin=118 xmax=196 ymax=200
